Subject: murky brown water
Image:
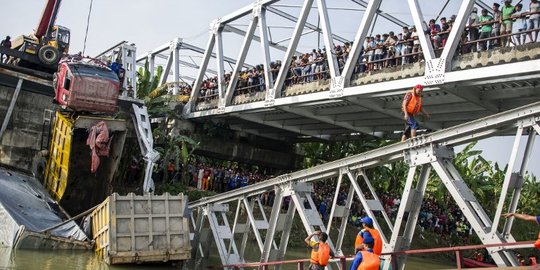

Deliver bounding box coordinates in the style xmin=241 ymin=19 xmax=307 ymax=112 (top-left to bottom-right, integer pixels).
xmin=0 ymin=247 xmax=455 ymax=270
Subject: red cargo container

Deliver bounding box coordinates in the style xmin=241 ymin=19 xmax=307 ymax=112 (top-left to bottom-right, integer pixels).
xmin=54 ymin=61 xmax=120 ymax=113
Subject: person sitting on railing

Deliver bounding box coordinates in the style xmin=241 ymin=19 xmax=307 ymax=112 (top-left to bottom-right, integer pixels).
xmin=290 ymin=55 xmax=303 ymax=84
xmin=469 ymin=7 xmax=480 ymax=52
xmin=502 ymin=212 xmax=540 ymax=249
xmin=478 ymin=9 xmax=495 ymax=51
xmin=500 ymin=0 xmax=516 ymax=47
xmin=492 ymin=3 xmax=502 ymax=48
xmin=529 ymin=0 xmax=540 ymax=42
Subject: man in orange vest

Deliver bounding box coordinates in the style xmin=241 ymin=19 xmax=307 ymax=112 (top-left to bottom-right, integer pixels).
xmin=305 ymin=230 xmax=334 ymax=270
xmin=355 ymin=216 xmax=383 ymax=255
xmin=502 ymin=212 xmax=540 ymax=249
xmin=349 ymin=234 xmax=381 ymax=270
xmin=401 ymin=84 xmax=430 ymax=141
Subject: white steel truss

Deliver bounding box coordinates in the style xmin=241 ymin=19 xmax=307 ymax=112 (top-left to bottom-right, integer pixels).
xmin=176 ymin=0 xmax=540 ymax=143
xmin=95 ymin=41 xmax=138 ymax=96
xmin=189 ymin=101 xmax=540 ymax=269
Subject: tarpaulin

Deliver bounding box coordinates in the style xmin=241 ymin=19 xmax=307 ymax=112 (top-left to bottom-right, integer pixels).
xmin=86 ymin=121 xmax=111 ymax=173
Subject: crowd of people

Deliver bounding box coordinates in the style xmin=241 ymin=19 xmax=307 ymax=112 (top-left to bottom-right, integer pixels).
xmin=195 ymin=1 xmax=540 ymax=103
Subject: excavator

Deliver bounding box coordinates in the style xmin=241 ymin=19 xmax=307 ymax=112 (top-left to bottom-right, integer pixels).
xmin=7 ymin=0 xmax=69 ymax=70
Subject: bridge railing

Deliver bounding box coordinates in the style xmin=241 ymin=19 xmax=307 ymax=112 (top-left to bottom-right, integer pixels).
xmin=220 ymin=240 xmax=535 ymax=270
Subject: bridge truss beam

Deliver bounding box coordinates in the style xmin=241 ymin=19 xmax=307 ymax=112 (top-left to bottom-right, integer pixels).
xmin=189 ymin=101 xmax=540 ymax=269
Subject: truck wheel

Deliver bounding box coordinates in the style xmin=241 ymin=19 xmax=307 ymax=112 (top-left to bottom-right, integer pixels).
xmin=38 ymin=45 xmax=60 ymax=65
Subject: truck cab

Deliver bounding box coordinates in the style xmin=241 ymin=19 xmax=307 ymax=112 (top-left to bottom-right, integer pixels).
xmin=54 ymin=61 xmax=120 ymax=113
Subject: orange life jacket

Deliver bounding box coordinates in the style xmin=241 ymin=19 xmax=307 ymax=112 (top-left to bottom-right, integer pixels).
xmin=405 ymin=90 xmax=422 ymax=115
xmin=355 ymin=228 xmax=383 ymax=255
xmin=535 ymin=232 xmax=540 ymax=249
xmin=357 ymin=251 xmax=381 ymax=270
xmin=310 ymin=242 xmax=331 ymax=266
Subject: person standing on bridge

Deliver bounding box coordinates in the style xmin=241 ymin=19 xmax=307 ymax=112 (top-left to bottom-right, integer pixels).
xmin=349 ymin=234 xmax=381 ymax=270
xmin=355 ymin=216 xmax=383 ymax=255
xmin=305 ymin=230 xmax=334 ymax=270
xmin=502 ymin=212 xmax=540 ymax=249
xmin=401 ymin=84 xmax=430 ymax=142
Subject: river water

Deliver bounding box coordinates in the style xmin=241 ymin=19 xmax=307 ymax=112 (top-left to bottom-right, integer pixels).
xmin=0 ymin=247 xmax=456 ymax=270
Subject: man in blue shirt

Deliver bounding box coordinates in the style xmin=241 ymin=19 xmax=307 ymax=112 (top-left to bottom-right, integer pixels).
xmin=349 ymin=233 xmax=380 ymax=270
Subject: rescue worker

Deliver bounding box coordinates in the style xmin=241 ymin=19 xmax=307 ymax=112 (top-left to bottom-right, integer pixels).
xmin=401 ymin=84 xmax=430 ymax=141
xmin=305 ymin=230 xmax=334 ymax=270
xmin=354 ymin=216 xmax=383 ymax=255
xmin=349 ymin=234 xmax=381 ymax=270
xmin=502 ymin=212 xmax=540 ymax=249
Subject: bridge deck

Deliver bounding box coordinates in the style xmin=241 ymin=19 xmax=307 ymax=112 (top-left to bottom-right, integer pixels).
xmin=186 ymin=43 xmax=540 ymax=142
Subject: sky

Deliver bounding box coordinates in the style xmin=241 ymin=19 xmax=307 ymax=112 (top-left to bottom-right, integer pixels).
xmin=1 ymin=0 xmax=539 ymax=176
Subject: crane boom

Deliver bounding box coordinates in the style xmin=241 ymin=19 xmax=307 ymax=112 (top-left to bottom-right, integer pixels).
xmin=35 ymin=0 xmax=62 ymax=39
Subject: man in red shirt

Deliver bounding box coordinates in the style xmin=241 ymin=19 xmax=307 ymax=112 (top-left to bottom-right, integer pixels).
xmin=401 ymin=84 xmax=430 ymax=141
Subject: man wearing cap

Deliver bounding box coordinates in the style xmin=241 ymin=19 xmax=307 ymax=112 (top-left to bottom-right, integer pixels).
xmin=350 ymin=233 xmax=381 ymax=270
xmin=305 ymin=230 xmax=334 ymax=270
xmin=354 ymin=216 xmax=383 ymax=255
xmin=401 ymin=84 xmax=430 ymax=141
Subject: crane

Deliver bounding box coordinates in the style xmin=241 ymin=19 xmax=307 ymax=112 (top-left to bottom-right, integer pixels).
xmin=9 ymin=0 xmax=70 ymax=70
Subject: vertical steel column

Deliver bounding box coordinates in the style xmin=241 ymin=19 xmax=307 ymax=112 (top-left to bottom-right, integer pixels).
xmin=326 ymin=172 xmax=344 ymax=231
xmin=231 ymin=198 xmax=246 ymax=258
xmin=261 ymin=187 xmax=283 ymax=263
xmin=206 ymin=203 xmax=244 ymax=267
xmin=502 ymin=129 xmax=536 ymax=236
xmin=215 ymin=28 xmax=226 ymax=101
xmin=491 ymin=127 xmax=523 ymax=234
xmin=439 ymin=0 xmax=475 ymax=70
xmin=187 ymin=32 xmax=216 ymax=114
xmin=272 ymin=0 xmax=313 ymax=98
xmin=316 ymin=0 xmax=340 ymax=79
xmin=0 ymin=78 xmax=23 ymax=141
xmin=383 ymin=165 xmax=431 ymax=270
xmin=172 ymin=38 xmax=181 ymax=95
xmin=407 ymin=0 xmax=435 ymax=61
xmin=342 ymin=0 xmax=381 ymax=86
xmin=190 ymin=207 xmax=206 ymax=259
xmin=258 ymin=7 xmax=274 ymax=92
xmin=147 ymin=52 xmax=155 ymax=78
xmin=224 ymin=16 xmax=258 ymax=106
xmin=160 ymin=48 xmax=173 ymax=86
xmin=275 ymin=198 xmax=297 ymax=270
xmin=335 ymin=184 xmax=356 ymax=256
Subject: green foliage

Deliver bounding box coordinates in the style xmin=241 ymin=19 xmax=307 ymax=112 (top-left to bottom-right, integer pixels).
xmin=136 ymin=61 xmax=199 ymax=185
xmin=137 ymin=60 xmax=163 ymax=99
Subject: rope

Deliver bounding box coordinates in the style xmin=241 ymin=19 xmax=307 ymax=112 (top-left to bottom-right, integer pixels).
xmin=82 ymin=0 xmax=94 ymax=55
